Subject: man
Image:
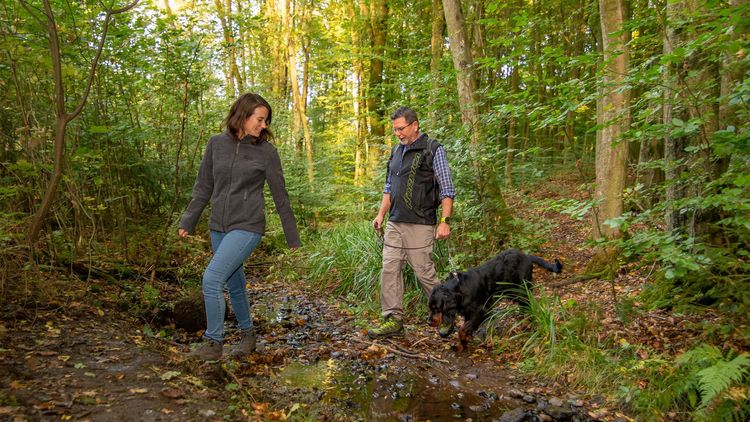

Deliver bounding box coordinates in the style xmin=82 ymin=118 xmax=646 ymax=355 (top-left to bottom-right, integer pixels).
xmin=368 ymin=106 xmax=456 ymax=339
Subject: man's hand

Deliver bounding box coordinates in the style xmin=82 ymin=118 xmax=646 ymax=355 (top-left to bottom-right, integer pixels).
xmin=435 ymin=222 xmax=450 ymax=240
xmin=178 ymin=228 xmax=189 ymax=238
xmin=372 ymin=214 xmax=385 ymax=232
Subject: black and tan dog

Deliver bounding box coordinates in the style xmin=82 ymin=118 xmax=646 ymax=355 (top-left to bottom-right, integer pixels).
xmin=428 ymin=248 xmax=563 ymax=351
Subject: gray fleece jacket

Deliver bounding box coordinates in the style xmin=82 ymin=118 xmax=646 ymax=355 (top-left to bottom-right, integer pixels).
xmin=179 ymin=131 xmax=301 ymax=248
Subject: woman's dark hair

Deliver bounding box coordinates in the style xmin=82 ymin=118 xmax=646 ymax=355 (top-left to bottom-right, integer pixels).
xmin=222 ymin=93 xmax=273 ymax=143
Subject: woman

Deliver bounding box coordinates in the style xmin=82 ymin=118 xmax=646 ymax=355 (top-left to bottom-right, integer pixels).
xmin=178 ymin=93 xmax=300 ymax=360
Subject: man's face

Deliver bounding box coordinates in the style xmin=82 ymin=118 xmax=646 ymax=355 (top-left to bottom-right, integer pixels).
xmin=392 ymin=117 xmax=419 ymax=144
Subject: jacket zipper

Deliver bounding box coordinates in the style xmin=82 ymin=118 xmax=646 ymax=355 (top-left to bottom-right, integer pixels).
xmin=221 ymin=141 xmax=240 ymax=232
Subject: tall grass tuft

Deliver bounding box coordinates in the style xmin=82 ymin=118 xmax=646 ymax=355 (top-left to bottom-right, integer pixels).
xmin=491 ymin=284 xmax=563 ymax=358
xmin=305 ymin=221 xmax=448 ymax=318
xmin=306 ymin=221 xmax=382 ymax=307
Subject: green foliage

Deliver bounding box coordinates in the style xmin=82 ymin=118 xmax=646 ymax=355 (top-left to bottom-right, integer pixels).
xmin=629 ymin=344 xmax=750 ymax=421
xmin=546 ymin=197 xmax=598 ymax=221
xmin=609 ymin=154 xmax=750 ymax=314
xmin=304 ymin=221 xmax=382 ymax=314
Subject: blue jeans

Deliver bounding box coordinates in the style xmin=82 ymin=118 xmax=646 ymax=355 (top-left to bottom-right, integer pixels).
xmin=202 ymin=230 xmax=262 ymax=342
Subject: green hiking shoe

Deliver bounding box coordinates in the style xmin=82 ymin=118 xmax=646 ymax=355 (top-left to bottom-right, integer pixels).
xmin=367 ymin=316 xmax=404 ymax=339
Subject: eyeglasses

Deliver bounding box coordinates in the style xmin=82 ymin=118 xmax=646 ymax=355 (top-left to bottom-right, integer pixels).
xmin=393 ymin=121 xmax=415 ymax=133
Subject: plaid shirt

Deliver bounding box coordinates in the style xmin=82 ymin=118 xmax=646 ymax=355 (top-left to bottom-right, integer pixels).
xmin=384 ymin=142 xmax=456 ymax=200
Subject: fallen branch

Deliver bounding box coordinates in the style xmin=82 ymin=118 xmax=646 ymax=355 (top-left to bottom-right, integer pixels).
xmin=151 ymin=335 xmax=190 ymax=352
xmin=348 ymin=336 xmax=449 ymax=364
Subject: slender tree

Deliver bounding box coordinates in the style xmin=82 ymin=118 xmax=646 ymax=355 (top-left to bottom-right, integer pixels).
xmin=442 ymin=0 xmax=480 ymax=145
xmin=22 ymin=0 xmax=140 ymax=248
xmin=593 ymin=0 xmax=630 ymax=243
xmin=367 ymin=0 xmax=387 ymax=154
xmin=283 ymin=0 xmax=314 ymax=183
xmin=429 ymin=0 xmax=446 ymax=123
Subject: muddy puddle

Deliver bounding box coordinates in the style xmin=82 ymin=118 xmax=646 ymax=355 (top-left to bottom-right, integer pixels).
xmin=178 ymin=286 xmax=597 ymax=421
xmin=274 ymin=358 xmax=523 ymax=420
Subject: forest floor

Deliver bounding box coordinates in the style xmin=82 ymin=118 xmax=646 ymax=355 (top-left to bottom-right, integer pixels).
xmin=0 ymin=175 xmax=720 ymax=421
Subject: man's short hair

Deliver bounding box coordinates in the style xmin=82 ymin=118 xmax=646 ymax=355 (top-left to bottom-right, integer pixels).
xmin=391 ymin=106 xmax=418 ymax=123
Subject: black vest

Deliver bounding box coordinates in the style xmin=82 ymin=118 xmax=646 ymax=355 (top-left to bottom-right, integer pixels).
xmin=387 ymin=134 xmax=442 ymax=225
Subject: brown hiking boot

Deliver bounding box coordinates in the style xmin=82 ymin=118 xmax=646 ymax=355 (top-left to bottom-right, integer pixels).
xmin=188 ymin=339 xmax=222 ymax=361
xmin=367 ymin=315 xmax=404 ymax=339
xmin=230 ymin=329 xmax=257 ymax=358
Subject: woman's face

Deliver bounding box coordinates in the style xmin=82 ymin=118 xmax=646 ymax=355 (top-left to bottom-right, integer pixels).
xmin=241 ymin=106 xmax=269 ymax=138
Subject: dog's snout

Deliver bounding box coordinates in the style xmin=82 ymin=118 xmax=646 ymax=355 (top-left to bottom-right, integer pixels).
xmin=429 ymin=312 xmax=442 ymax=327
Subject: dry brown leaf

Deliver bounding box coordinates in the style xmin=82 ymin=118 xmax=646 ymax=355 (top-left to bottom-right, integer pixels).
xmin=360 ymin=344 xmax=388 ymax=361
xmin=252 ymin=402 xmax=270 ymax=412
xmin=160 ymin=388 xmax=184 ymax=399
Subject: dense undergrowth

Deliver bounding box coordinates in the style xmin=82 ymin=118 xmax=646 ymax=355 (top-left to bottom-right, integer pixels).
xmin=295 ymin=173 xmax=750 ymax=421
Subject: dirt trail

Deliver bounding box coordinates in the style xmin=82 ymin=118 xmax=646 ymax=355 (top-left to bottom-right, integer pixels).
xmin=1 ymin=176 xmax=640 ymax=421
xmin=1 ymin=268 xmax=612 ymax=422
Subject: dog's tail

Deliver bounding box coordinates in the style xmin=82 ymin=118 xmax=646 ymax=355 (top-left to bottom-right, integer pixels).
xmin=530 ymin=256 xmax=563 ymax=273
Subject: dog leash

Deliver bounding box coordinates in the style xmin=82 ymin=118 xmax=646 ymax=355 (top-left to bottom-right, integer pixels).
xmin=444 ymin=234 xmax=459 ymax=278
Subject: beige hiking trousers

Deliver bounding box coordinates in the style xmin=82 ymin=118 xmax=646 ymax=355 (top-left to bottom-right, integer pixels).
xmin=379 ymin=221 xmax=439 ymax=319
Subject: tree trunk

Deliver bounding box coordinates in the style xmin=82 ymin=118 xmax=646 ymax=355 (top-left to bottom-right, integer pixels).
xmin=368 ymin=0 xmax=386 ymax=141
xmin=215 ymin=0 xmax=243 ymax=96
xmin=469 ymin=0 xmax=486 ymax=100
xmin=24 ymin=0 xmax=139 ymax=248
xmin=505 ymin=65 xmax=519 ymax=187
xmin=266 ymin=0 xmax=286 ymax=98
xmin=442 ymin=0 xmax=479 ymax=145
xmin=429 ymin=0 xmax=445 ymax=123
xmin=350 ymin=0 xmax=365 ymax=185
xmin=593 ymin=0 xmax=630 ymax=240
xmin=283 ymin=0 xmax=314 ymax=183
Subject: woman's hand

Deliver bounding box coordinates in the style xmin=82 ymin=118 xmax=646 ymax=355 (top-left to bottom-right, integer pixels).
xmin=178 ymin=228 xmax=189 ymax=238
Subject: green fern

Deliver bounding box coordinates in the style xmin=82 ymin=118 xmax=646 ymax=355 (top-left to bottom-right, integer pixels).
xmin=673 ymin=344 xmax=750 ymax=420
xmin=695 ymin=354 xmax=750 ymax=408
xmin=677 ymin=343 xmax=723 ymax=366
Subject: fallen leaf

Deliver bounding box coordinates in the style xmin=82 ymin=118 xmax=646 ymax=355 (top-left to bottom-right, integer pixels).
xmin=160 ymin=388 xmax=184 ymax=399
xmin=360 ymin=344 xmax=387 ymax=361
xmin=160 ymin=370 xmax=181 ymax=381
xmin=9 ymin=380 xmax=23 ymax=389
xmin=129 ymin=388 xmax=148 ymax=394
xmin=287 ymin=403 xmax=302 ymax=417
xmin=161 ymin=408 xmax=174 ymax=414
xmin=252 ymin=402 xmax=270 ymax=412
xmin=0 ymin=407 xmax=19 ymax=415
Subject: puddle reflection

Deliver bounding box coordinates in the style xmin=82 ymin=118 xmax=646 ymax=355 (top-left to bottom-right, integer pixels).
xmin=275 ymin=359 xmax=516 ymax=420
